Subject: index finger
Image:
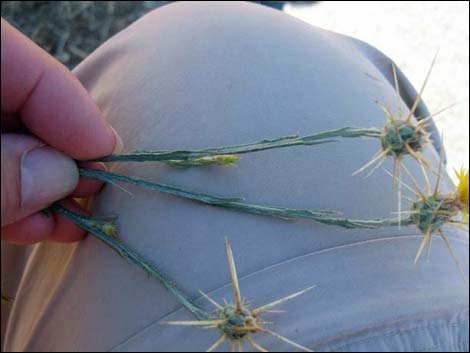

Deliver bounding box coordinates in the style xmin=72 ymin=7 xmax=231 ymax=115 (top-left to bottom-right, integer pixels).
xmin=1 ymin=19 xmax=120 ymax=159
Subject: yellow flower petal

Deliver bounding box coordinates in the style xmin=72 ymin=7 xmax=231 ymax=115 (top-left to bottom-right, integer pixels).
xmin=455 ymin=167 xmax=469 ymax=221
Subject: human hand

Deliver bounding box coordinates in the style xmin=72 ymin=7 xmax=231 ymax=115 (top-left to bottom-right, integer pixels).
xmin=1 ymin=19 xmax=122 ymax=244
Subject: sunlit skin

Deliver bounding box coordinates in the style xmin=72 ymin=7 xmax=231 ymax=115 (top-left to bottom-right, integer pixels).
xmin=164 ymin=240 xmax=314 ymax=352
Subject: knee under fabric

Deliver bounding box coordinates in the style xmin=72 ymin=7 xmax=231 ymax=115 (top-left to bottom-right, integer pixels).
xmin=2 ymin=2 xmax=468 ymax=352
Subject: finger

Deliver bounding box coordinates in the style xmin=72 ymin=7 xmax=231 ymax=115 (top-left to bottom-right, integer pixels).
xmin=1 ymin=19 xmax=122 ymax=159
xmin=1 ymin=211 xmax=54 ymax=244
xmin=1 ymin=199 xmax=88 ymax=244
xmin=1 ymin=134 xmax=78 ymax=226
xmin=71 ymin=162 xmax=105 ymax=197
xmin=47 ymin=198 xmax=88 ymax=243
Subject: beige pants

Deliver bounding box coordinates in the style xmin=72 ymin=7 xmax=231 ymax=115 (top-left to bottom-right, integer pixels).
xmin=2 ymin=2 xmax=468 ymax=351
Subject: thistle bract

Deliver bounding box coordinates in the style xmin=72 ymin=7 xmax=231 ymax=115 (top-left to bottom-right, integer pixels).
xmin=217 ymin=305 xmax=256 ymax=340
xmin=380 ymin=120 xmax=426 ymax=157
xmin=411 ymin=195 xmax=461 ymax=234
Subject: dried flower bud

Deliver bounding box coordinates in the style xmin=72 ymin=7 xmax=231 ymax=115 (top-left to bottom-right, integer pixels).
xmin=90 ymin=219 xmax=118 ymax=238
xmin=164 ymin=155 xmax=240 ymax=167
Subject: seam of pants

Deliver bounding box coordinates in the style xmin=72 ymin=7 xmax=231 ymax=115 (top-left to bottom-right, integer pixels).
xmin=321 ymin=315 xmax=468 ymax=352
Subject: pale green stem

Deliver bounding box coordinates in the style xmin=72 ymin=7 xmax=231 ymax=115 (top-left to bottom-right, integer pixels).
xmin=86 ymin=127 xmax=381 ymax=164
xmin=79 ymin=168 xmax=411 ymax=229
xmin=49 ymin=204 xmax=211 ymax=321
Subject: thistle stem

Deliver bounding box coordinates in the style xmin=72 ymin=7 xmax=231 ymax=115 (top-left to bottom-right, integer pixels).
xmin=86 ymin=127 xmax=381 ymax=163
xmin=79 ymin=167 xmax=243 ymax=203
xmin=49 ymin=204 xmax=211 ymax=321
xmin=79 ymin=167 xmax=411 ymax=229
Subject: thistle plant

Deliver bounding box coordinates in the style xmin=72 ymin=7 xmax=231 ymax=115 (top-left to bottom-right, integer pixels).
xmin=49 ymin=203 xmax=209 ymax=320
xmin=79 ymin=167 xmax=409 ymax=230
xmin=75 ymin=57 xmax=461 ymax=239
xmin=352 ymin=54 xmax=461 ymax=227
xmin=353 ymin=54 xmax=455 ymax=177
xmin=47 ymin=203 xmax=314 ymax=352
xmin=165 ymin=240 xmax=314 ymax=352
xmin=386 ymin=158 xmax=469 ymax=284
xmin=354 ymin=62 xmax=435 ymax=179
xmin=69 ymin=57 xmax=460 ymax=241
xmin=23 ymin=52 xmax=466 ymax=352
xmin=83 ymin=57 xmax=446 ymax=182
xmin=87 ymin=127 xmax=380 ymax=166
xmin=78 ymin=163 xmax=470 ymax=279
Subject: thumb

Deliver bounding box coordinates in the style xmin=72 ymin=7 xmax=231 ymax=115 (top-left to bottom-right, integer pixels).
xmin=1 ymin=134 xmax=79 ymax=226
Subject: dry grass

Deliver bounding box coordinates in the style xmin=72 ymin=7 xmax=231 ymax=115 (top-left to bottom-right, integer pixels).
xmin=1 ymin=1 xmax=286 ymax=69
xmin=1 ymin=1 xmax=170 ymax=69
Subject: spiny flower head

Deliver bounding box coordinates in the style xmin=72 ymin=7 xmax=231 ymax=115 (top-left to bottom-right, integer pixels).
xmin=410 ymin=194 xmax=462 ymax=235
xmin=353 ymin=59 xmax=437 ymax=178
xmin=212 ymin=300 xmax=266 ymax=342
xmin=396 ymin=160 xmax=468 ymax=284
xmin=165 ymin=240 xmax=314 ymax=352
xmin=380 ymin=119 xmax=428 ymax=158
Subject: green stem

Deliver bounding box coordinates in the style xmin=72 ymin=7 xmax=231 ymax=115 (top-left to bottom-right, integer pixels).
xmin=86 ymin=127 xmax=381 ymax=164
xmin=79 ymin=167 xmax=411 ymax=229
xmin=79 ymin=167 xmax=243 ymax=203
xmin=49 ymin=204 xmax=211 ymax=321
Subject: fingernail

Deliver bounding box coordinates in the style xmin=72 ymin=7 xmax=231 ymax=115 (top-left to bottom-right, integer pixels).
xmin=110 ymin=126 xmax=124 ymax=154
xmin=21 ymin=146 xmax=79 ymax=208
